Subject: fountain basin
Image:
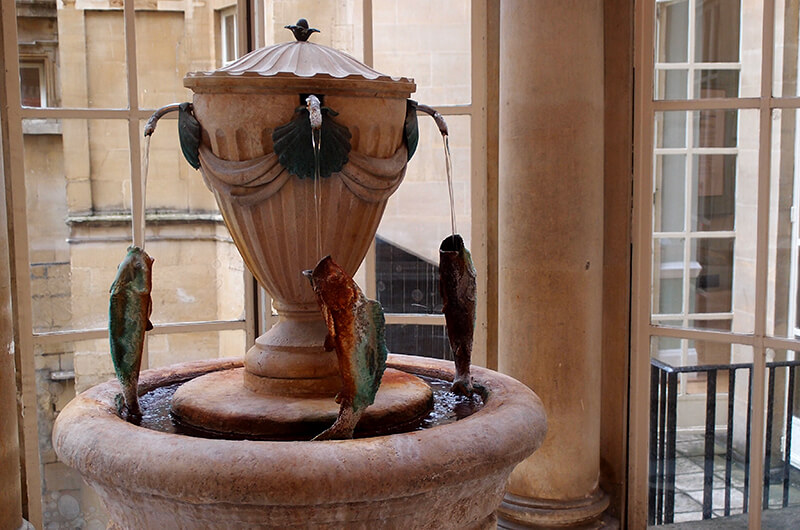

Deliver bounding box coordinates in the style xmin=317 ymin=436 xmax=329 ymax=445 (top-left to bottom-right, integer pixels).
xmin=53 ymin=354 xmax=546 ymax=529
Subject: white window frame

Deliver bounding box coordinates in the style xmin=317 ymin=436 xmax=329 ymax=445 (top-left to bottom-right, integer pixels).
xmin=1 ymin=1 xmax=256 ymax=525
xmin=631 ymin=1 xmax=798 ymax=527
xmin=359 ymin=0 xmax=490 ymax=367
xmin=18 ymin=61 xmax=46 ymax=107
xmin=1 ymin=1 xmax=486 ymax=525
xmin=220 ymin=8 xmax=238 ymax=66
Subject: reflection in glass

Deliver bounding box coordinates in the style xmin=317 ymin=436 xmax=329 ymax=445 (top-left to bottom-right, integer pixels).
xmin=694 ymin=0 xmax=740 ymax=63
xmin=656 ymin=68 xmax=689 ymax=100
xmin=694 ymin=70 xmax=739 ymax=99
xmin=762 ymin=350 xmax=800 ymax=514
xmin=656 ymin=155 xmax=686 ymax=233
xmin=691 ymin=238 xmax=734 ymax=316
xmin=654 ymin=238 xmax=685 ymax=315
xmin=656 ymin=111 xmax=687 ymax=148
xmin=648 ymin=339 xmax=753 ymax=524
xmin=770 ymin=109 xmax=800 ymax=339
xmin=691 ymin=155 xmax=736 ymax=232
xmin=385 ymin=324 xmax=449 ymax=359
xmin=656 ymin=0 xmax=689 ymax=63
xmin=693 ymin=110 xmax=738 ymax=148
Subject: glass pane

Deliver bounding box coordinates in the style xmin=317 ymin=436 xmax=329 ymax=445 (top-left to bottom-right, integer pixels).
xmin=656 ymin=0 xmax=689 ymax=63
xmin=656 ymin=111 xmax=688 ymax=148
xmin=19 ymin=65 xmax=42 ymax=107
xmin=655 ymin=154 xmax=686 ymax=233
xmin=694 ymin=69 xmax=740 ymax=99
xmin=691 ymin=238 xmax=734 ymax=315
xmin=376 ymin=237 xmax=442 ymax=315
xmin=54 ymin=8 xmax=129 ymax=109
xmin=148 ymin=329 xmax=246 ymax=369
xmin=135 ymin=11 xmax=200 ymax=109
xmin=378 ymin=114 xmax=471 ymax=271
xmin=266 ymin=1 xmax=364 ymax=59
xmin=691 ymin=155 xmax=736 ymax=231
xmin=648 ymin=338 xmax=753 ymax=524
xmin=762 ymin=349 xmax=800 ymax=520
xmin=26 ymin=119 xmax=130 ymax=332
xmin=385 ymin=324 xmax=449 ymax=358
xmin=774 ymin=0 xmax=800 ymax=97
xmin=373 ymin=0 xmax=471 ymax=106
xmin=141 ymin=119 xmax=219 ymax=213
xmin=693 ymin=110 xmax=738 ymax=148
xmin=656 ymin=68 xmax=689 ymax=100
xmin=654 ymin=238 xmax=685 ymax=315
xmin=694 ymin=0 xmax=740 ymax=63
xmin=770 ymin=109 xmax=800 ymax=339
xmin=651 ymin=110 xmax=757 ymax=334
xmin=35 ymin=339 xmax=111 ymax=529
xmin=655 ymin=0 xmax=761 ymax=100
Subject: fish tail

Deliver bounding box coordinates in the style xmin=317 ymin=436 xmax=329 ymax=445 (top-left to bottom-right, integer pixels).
xmin=313 ymin=405 xmax=362 ymax=441
xmin=452 ymin=345 xmax=473 ymax=396
xmin=123 ymin=382 xmax=142 ymax=420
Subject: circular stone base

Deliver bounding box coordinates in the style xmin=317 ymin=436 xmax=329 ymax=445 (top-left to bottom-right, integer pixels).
xmin=171 ymin=368 xmax=434 ymax=440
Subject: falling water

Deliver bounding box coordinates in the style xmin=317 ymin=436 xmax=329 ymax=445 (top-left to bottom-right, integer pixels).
xmin=135 ymin=134 xmax=152 ymax=250
xmin=312 ymin=131 xmax=323 ymax=260
xmin=442 ymin=134 xmax=457 ymax=237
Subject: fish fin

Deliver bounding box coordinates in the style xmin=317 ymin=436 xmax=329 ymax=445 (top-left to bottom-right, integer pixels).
xmin=146 ymin=320 xmax=153 ymax=331
xmin=178 ymin=102 xmax=201 ymax=170
xmin=272 ymin=108 xmax=315 ymax=179
xmin=318 ymin=109 xmax=351 ymax=177
xmin=404 ymin=99 xmax=419 ymax=161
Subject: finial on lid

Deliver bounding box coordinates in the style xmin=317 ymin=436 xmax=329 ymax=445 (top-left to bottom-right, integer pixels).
xmin=285 ymin=19 xmax=320 ymax=42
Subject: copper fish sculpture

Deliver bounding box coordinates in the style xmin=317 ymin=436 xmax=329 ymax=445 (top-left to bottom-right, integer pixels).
xmin=439 ymin=234 xmax=477 ymax=396
xmin=304 ymin=256 xmax=388 ymax=440
xmin=109 ymin=246 xmax=154 ymax=422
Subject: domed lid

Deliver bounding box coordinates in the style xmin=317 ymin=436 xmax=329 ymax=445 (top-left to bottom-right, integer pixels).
xmin=184 ymin=40 xmax=415 ymax=97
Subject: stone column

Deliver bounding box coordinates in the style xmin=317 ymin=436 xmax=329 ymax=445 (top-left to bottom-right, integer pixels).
xmin=496 ymin=1 xmax=607 ymax=527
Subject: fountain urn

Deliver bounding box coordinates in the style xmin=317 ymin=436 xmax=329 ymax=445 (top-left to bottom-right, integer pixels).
xmin=184 ymin=37 xmax=415 ymax=406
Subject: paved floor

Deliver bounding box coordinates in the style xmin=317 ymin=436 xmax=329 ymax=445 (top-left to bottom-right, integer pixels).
xmin=655 ymin=431 xmax=800 ymax=526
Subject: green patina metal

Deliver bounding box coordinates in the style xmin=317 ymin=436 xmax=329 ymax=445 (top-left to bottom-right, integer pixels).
xmin=178 ymin=102 xmax=201 ymax=170
xmin=304 ymin=256 xmax=388 ymax=440
xmin=109 ymin=246 xmax=154 ymax=421
xmin=350 ymin=297 xmax=388 ymax=412
xmin=404 ymin=99 xmax=420 ymax=161
xmin=272 ymin=100 xmax=351 ymax=180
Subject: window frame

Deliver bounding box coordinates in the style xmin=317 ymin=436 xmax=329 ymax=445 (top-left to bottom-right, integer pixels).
xmin=631 ymin=0 xmax=796 ymax=527
xmin=359 ymin=0 xmax=491 ymax=368
xmin=1 ymin=1 xmax=488 ymax=525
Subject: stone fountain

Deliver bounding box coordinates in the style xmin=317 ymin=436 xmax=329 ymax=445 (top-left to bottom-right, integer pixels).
xmin=53 ymin=25 xmax=547 ymax=528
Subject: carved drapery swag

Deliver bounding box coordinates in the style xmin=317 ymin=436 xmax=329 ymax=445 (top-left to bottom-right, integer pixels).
xmin=198 ymin=143 xmax=408 ymax=206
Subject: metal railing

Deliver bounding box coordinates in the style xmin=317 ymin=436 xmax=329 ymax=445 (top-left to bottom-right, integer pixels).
xmin=649 ymin=357 xmax=800 ymax=525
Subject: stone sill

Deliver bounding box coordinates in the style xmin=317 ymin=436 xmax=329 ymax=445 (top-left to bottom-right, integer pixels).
xmin=22 ymin=118 xmax=61 ymax=135
xmin=67 ymin=211 xmax=223 ymax=226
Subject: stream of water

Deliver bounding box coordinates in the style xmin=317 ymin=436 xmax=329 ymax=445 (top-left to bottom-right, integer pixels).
xmin=442 ymin=134 xmax=457 ymax=237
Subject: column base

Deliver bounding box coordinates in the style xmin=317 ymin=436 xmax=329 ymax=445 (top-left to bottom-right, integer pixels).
xmin=497 ymin=488 xmax=610 ymax=528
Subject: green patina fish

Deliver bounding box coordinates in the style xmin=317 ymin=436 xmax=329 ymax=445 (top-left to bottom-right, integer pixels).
xmin=439 ymin=234 xmax=477 ymax=396
xmin=109 ymin=246 xmax=154 ymax=422
xmin=304 ymin=256 xmax=388 ymax=440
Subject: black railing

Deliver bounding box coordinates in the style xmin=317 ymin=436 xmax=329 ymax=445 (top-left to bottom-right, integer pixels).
xmin=649 ymin=357 xmax=800 ymax=525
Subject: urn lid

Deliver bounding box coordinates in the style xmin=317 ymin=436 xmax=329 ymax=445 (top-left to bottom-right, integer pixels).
xmin=184 ymin=40 xmax=416 ymax=97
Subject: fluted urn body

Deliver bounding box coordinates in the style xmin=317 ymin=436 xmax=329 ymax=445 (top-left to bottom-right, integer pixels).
xmin=184 ymin=40 xmax=415 ymax=396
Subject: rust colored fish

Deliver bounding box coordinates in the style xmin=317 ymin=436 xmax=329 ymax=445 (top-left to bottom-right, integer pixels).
xmin=304 ymin=256 xmax=388 ymax=440
xmin=109 ymin=246 xmax=154 ymax=422
xmin=439 ymin=234 xmax=477 ymax=396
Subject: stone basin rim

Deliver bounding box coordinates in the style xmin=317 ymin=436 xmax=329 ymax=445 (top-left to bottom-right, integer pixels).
xmin=52 ymin=354 xmax=547 ymax=506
